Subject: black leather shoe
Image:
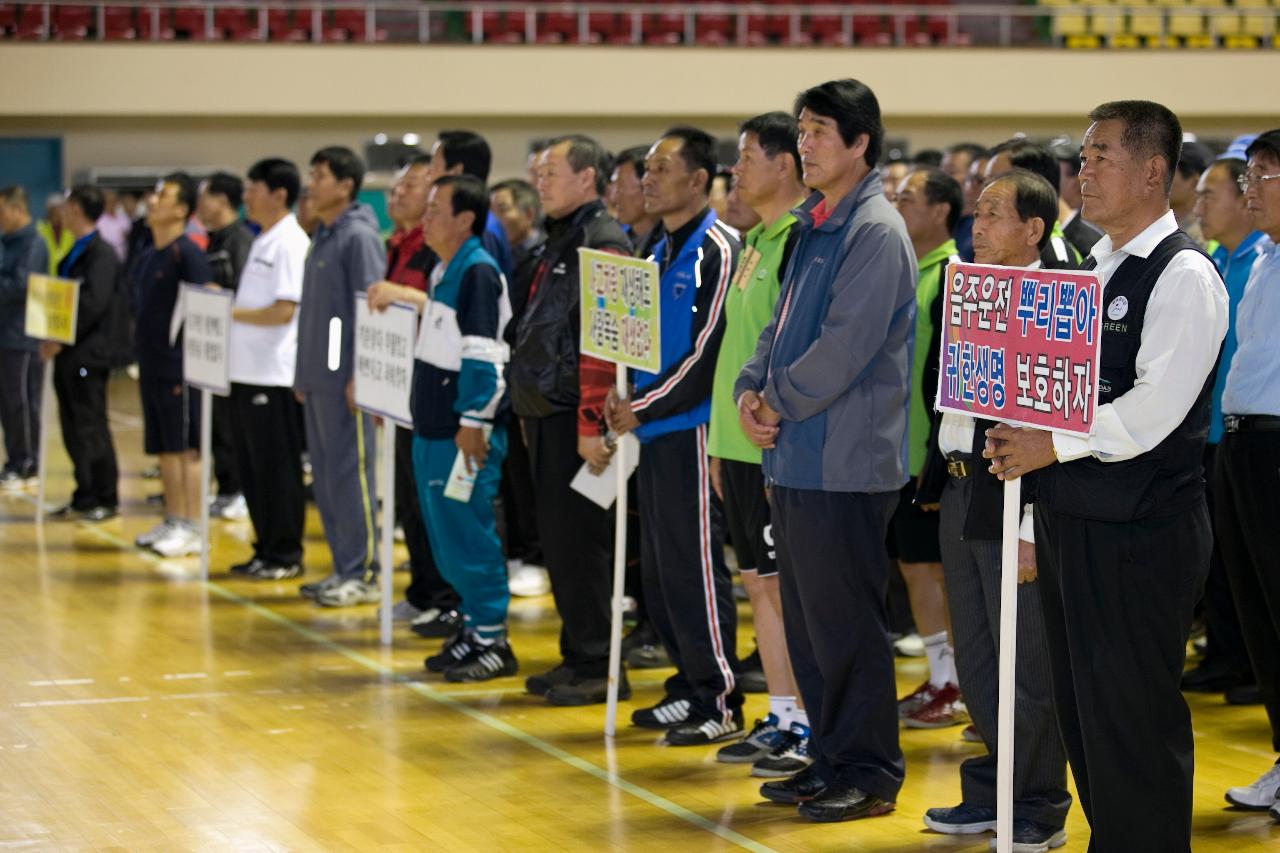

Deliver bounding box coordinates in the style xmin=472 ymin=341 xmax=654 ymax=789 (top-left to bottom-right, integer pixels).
xmin=230 ymin=557 xmax=267 ymax=576
xmin=760 ymin=765 xmax=828 ymax=804
xmin=1181 ymin=660 xmax=1245 ymax=693
xmin=796 ymin=781 xmax=895 ymax=822
xmin=1226 ymin=682 xmax=1262 ymax=706
xmin=546 ymin=672 xmax=631 ymax=706
xmin=526 ymin=664 xmax=575 ymax=697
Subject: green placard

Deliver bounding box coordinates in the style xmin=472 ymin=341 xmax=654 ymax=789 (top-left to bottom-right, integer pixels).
xmin=578 ymin=247 xmax=661 ymax=373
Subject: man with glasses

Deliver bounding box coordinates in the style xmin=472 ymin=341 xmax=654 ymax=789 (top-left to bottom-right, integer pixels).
xmin=1217 ymin=128 xmax=1280 ymax=823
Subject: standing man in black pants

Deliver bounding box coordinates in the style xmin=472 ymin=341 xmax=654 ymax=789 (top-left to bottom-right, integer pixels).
xmin=511 ymin=134 xmax=632 ymax=705
xmin=735 ymin=79 xmax=917 ymax=823
xmin=1217 ymin=129 xmax=1280 ymax=820
xmin=0 ymin=186 xmax=49 ymax=488
xmin=225 ymin=158 xmax=310 ymax=580
xmin=42 ymin=185 xmax=124 ymax=521
xmin=984 ymin=101 xmax=1227 ymax=852
xmin=198 ymin=172 xmax=255 ymax=521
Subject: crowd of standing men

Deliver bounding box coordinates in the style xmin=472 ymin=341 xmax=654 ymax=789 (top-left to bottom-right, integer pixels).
xmin=1 ymin=77 xmax=1279 ymax=852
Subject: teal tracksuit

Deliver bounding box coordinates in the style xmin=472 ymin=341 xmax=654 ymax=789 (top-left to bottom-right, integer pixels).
xmin=410 ymin=237 xmax=512 ymax=637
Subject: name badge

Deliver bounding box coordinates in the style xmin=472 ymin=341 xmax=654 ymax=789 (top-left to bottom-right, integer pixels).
xmin=733 ymin=246 xmax=763 ymax=291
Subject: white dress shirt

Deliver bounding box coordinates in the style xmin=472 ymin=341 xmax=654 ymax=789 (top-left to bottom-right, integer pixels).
xmin=1051 ymin=210 xmax=1227 ymax=463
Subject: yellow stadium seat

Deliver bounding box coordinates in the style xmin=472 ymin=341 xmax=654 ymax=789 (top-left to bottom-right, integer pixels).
xmin=1239 ymin=7 xmax=1276 ymax=34
xmin=1130 ymin=7 xmax=1166 ymax=35
xmin=1169 ymin=9 xmax=1206 ymax=35
xmin=1053 ymin=10 xmax=1092 ymax=37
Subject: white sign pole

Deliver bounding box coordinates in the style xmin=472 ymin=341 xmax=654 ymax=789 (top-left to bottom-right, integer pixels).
xmin=379 ymin=423 xmax=397 ymax=647
xmin=604 ymin=365 xmax=629 ymax=738
xmin=35 ymin=358 xmax=53 ymax=521
xmin=198 ymin=388 xmax=213 ymax=580
xmin=995 ymin=476 xmax=1022 ymax=853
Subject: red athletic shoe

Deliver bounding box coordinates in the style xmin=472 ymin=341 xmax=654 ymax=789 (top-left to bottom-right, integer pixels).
xmin=903 ymin=682 xmax=969 ymax=729
xmin=897 ymin=680 xmax=936 ymax=719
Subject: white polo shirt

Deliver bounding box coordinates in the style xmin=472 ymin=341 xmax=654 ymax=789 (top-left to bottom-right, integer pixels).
xmin=229 ymin=213 xmax=310 ymax=387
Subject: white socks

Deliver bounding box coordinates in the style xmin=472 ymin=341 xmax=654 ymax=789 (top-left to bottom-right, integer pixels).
xmin=769 ymin=695 xmax=797 ymax=729
xmin=923 ymin=630 xmax=956 ymax=689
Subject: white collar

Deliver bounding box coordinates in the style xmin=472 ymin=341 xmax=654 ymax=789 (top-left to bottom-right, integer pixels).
xmin=1089 ymin=209 xmax=1178 ymax=265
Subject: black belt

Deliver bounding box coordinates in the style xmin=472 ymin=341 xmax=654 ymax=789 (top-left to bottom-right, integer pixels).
xmin=1223 ymin=414 xmax=1280 ymax=434
xmin=946 ymin=457 xmax=973 ymax=479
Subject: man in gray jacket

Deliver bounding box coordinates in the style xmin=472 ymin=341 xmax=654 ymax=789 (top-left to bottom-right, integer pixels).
xmin=294 ymin=147 xmax=386 ymax=607
xmin=736 ymin=79 xmax=917 ymax=823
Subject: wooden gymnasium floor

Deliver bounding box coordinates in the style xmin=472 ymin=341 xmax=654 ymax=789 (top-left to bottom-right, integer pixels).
xmin=1 ymin=375 xmax=1277 ymax=852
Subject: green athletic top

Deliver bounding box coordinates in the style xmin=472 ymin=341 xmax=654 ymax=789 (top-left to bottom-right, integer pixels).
xmin=708 ymin=211 xmax=798 ymax=464
xmin=908 ymin=238 xmax=958 ymax=476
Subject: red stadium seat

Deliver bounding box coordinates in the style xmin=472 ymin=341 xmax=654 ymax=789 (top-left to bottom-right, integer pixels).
xmin=171 ymin=6 xmax=208 ymax=39
xmin=214 ymin=7 xmax=259 ymax=41
xmin=15 ymin=3 xmax=48 ymax=39
xmin=134 ymin=5 xmax=176 ymax=40
xmin=103 ymin=5 xmax=138 ymax=39
xmin=0 ymin=5 xmax=15 ymax=35
xmin=53 ymin=5 xmax=92 ymax=39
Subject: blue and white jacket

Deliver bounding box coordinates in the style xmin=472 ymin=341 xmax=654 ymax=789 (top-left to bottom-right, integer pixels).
xmin=411 ymin=236 xmax=512 ymax=440
xmin=632 ymin=208 xmax=739 ymax=443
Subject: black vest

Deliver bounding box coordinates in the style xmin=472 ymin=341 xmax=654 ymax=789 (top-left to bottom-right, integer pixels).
xmin=1038 ymin=230 xmax=1218 ymax=522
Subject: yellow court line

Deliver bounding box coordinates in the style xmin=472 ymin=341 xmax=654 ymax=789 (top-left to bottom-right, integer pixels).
xmin=53 ymin=514 xmax=777 ymax=853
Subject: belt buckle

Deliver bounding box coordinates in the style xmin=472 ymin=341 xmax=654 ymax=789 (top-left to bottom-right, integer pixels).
xmin=1224 ymin=415 xmax=1241 ymax=433
xmin=946 ymin=459 xmax=970 ymax=479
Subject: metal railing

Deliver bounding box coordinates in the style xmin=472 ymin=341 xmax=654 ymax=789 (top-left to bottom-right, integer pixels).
xmin=2 ymin=0 xmax=1276 ymax=46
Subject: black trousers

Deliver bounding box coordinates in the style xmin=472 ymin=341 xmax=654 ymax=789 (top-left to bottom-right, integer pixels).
xmin=230 ymin=383 xmax=305 ymax=566
xmin=524 ymin=412 xmax=613 ymax=676
xmin=0 ymin=348 xmax=41 ymax=474
xmin=397 ymin=423 xmax=457 ymax=610
xmin=52 ymin=357 xmax=118 ymax=509
xmin=637 ymin=424 xmax=739 ymax=720
xmin=212 ymin=394 xmax=240 ymax=496
xmin=1035 ymin=503 xmax=1210 ymax=853
xmin=499 ymin=417 xmax=541 ymax=563
xmin=770 ymin=485 xmax=902 ymax=802
xmin=1214 ymin=430 xmax=1280 ymax=751
xmin=940 ymin=474 xmax=1070 ymax=828
xmin=1199 ymin=442 xmax=1256 ymax=681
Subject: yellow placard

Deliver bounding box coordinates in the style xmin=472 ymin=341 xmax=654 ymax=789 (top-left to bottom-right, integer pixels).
xmin=24 ymin=274 xmax=80 ymax=345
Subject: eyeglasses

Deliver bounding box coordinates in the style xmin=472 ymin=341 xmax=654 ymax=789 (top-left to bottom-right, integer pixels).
xmin=1237 ymin=172 xmax=1280 ymax=191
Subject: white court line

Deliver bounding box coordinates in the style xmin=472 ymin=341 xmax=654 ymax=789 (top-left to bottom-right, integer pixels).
xmin=27 ymin=679 xmax=94 ymax=687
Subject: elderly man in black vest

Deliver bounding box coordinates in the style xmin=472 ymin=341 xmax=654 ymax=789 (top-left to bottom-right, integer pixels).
xmin=983 ymin=101 xmax=1227 ymax=852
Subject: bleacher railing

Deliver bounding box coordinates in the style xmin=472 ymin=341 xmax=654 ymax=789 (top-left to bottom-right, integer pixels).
xmin=1 ymin=0 xmax=1276 ymax=47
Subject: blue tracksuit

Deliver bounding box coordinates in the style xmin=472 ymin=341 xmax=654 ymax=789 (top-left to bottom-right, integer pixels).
xmin=410 ymin=236 xmax=513 ymax=637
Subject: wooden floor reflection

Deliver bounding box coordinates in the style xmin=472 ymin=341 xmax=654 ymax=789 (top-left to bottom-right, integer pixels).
xmin=1 ymin=376 xmax=1276 ymax=851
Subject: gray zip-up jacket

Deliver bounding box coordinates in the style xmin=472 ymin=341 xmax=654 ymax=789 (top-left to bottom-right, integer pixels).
xmin=293 ymin=203 xmax=385 ymax=394
xmin=735 ymin=170 xmax=917 ymax=493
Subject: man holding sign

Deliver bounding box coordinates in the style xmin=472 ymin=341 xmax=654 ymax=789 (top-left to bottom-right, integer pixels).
xmin=920 ymin=169 xmax=1072 ymax=851
xmin=984 ymin=102 xmax=1227 ymax=851
xmin=44 ymin=186 xmax=125 ymax=522
xmin=607 ymin=126 xmax=743 ymax=746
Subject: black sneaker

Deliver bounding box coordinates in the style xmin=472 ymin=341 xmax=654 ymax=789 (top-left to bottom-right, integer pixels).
xmin=230 ymin=557 xmax=267 ymax=576
xmin=410 ymin=607 xmax=463 ymax=639
xmin=526 ymin=664 xmax=575 ymax=696
xmin=631 ymin=696 xmax=693 ymax=730
xmin=666 ymin=709 xmax=744 ymax=746
xmin=716 ymin=713 xmax=786 ymax=764
xmin=622 ymin=622 xmax=670 ymax=669
xmin=80 ymin=505 xmax=119 ymax=523
xmin=739 ymin=648 xmax=767 ymax=693
xmin=988 ymin=819 xmax=1067 ymax=852
xmin=922 ymin=802 xmax=998 ymax=835
xmin=249 ymin=562 xmax=304 ymax=580
xmin=425 ymin=631 xmax=475 ymax=673
xmin=545 ymin=672 xmax=631 ymax=706
xmin=444 ymin=640 xmax=518 ymax=683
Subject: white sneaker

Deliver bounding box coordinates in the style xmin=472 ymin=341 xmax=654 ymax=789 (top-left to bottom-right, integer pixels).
xmin=1226 ymin=762 xmax=1280 ymax=810
xmin=379 ymin=599 xmax=423 ymax=622
xmin=136 ymin=518 xmax=177 ymax=548
xmin=212 ymin=493 xmax=248 ymax=520
xmin=508 ymin=562 xmax=550 ymax=597
xmin=152 ymin=522 xmax=201 ymax=558
xmin=894 ymin=632 xmax=926 ymax=657
xmin=315 ymin=577 xmax=380 ymax=607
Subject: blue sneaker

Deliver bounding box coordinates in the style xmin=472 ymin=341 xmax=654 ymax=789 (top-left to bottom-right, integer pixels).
xmin=752 ymin=721 xmax=813 ymax=778
xmin=989 ymin=819 xmax=1066 ymax=853
xmin=716 ymin=713 xmax=786 ymax=764
xmin=923 ymin=802 xmax=998 ymax=835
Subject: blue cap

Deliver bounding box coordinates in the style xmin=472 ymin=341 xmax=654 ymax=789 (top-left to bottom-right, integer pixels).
xmin=1219 ymin=134 xmax=1258 ymax=161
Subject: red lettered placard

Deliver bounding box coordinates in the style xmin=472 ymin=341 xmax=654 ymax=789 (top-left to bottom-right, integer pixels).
xmin=935 ymin=262 xmax=1103 ymax=438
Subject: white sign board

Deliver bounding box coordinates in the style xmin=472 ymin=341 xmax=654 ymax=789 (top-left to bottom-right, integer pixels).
xmin=182 ymin=284 xmax=233 ymax=396
xmin=354 ymin=295 xmax=416 ymax=427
